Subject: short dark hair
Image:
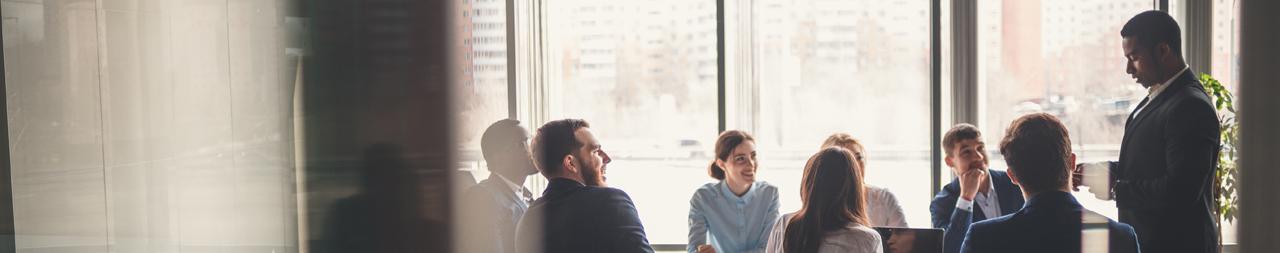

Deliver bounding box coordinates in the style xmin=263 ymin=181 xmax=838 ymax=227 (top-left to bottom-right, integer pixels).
xmin=999 ymin=113 xmax=1072 ymax=194
xmin=709 ymin=130 xmax=754 ymax=180
xmin=480 ymin=118 xmax=522 ymax=163
xmin=531 ymin=119 xmax=590 ymax=177
xmin=1121 ymin=10 xmax=1182 ymax=57
xmin=942 ymin=123 xmax=982 ymax=156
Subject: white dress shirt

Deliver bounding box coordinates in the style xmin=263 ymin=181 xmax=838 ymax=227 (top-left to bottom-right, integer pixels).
xmin=1132 ymin=66 xmax=1189 ymax=119
xmin=866 ymin=185 xmax=909 ymax=228
xmin=953 ymin=173 xmax=1003 ymax=220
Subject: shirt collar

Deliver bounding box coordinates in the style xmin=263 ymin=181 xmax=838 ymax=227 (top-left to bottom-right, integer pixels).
xmin=718 ymin=181 xmax=757 ymax=204
xmin=494 ymin=173 xmax=525 ymax=195
xmin=1148 ymin=65 xmax=1189 ymax=98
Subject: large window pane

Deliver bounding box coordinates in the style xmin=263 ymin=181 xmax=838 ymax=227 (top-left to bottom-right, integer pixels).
xmin=547 ymin=0 xmax=719 ymax=245
xmin=747 ymin=0 xmax=934 ymax=228
xmin=977 ymin=0 xmax=1153 ymax=219
xmin=455 ymin=0 xmax=511 ymax=180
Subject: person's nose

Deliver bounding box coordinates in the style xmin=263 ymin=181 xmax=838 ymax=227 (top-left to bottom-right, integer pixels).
xmin=974 ymin=150 xmax=985 ymax=162
xmin=1126 ymin=60 xmax=1136 ymax=75
xmin=601 ymin=150 xmax=611 ymax=164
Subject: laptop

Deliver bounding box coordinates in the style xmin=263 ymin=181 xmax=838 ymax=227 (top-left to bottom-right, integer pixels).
xmin=874 ymin=227 xmax=944 ymax=253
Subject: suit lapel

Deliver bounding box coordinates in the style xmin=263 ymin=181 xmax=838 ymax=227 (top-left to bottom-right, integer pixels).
xmin=1120 ymin=70 xmax=1196 ymax=149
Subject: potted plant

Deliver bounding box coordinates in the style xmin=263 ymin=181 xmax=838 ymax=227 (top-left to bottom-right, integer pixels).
xmin=1200 ymin=73 xmax=1237 ymax=252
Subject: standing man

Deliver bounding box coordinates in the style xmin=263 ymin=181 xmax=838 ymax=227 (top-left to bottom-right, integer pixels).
xmin=930 ymin=124 xmax=1025 ymax=253
xmin=515 ymin=119 xmax=654 ymax=253
xmin=1076 ymin=10 xmax=1220 ymax=253
xmin=459 ymin=119 xmax=541 ymax=252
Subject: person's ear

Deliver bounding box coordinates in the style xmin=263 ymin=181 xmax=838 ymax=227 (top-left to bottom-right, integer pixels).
xmin=562 ymin=154 xmax=578 ymax=175
xmin=944 ymin=156 xmax=954 ymax=168
xmin=1156 ymin=43 xmax=1171 ymax=61
xmin=1069 ymin=154 xmax=1077 ymax=171
xmin=1007 ymin=169 xmax=1020 ymax=185
xmin=715 ymin=158 xmax=727 ymax=171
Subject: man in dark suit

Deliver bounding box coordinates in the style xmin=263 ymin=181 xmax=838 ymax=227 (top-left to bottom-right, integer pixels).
xmin=1074 ymin=11 xmax=1220 ymax=253
xmin=930 ymin=124 xmax=1026 ymax=253
xmin=459 ymin=119 xmax=541 ymax=253
xmin=960 ymin=113 xmax=1140 ymax=253
xmin=515 ymin=119 xmax=654 ymax=253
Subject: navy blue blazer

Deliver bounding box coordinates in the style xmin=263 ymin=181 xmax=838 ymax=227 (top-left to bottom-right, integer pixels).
xmin=459 ymin=174 xmax=529 ymax=253
xmin=1114 ymin=69 xmax=1219 ymax=253
xmin=514 ymin=178 xmax=654 ymax=253
xmin=931 ymin=169 xmax=1025 ymax=253
xmin=959 ymin=191 xmax=1140 ymax=253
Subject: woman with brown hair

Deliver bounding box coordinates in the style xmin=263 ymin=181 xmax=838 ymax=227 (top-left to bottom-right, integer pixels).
xmin=822 ymin=133 xmax=908 ymax=228
xmin=688 ymin=130 xmax=780 ymax=253
xmin=764 ymin=147 xmax=882 ymax=253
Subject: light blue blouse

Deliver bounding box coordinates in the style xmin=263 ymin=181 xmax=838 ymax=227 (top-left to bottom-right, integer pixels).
xmin=688 ymin=181 xmax=780 ymax=253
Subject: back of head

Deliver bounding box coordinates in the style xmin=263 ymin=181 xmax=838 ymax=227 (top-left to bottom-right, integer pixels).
xmin=480 ymin=118 xmax=522 ymax=165
xmin=784 ymin=147 xmax=868 ymax=253
xmin=943 ymin=124 xmax=982 ymax=156
xmin=709 ymin=130 xmax=755 ymax=180
xmin=1121 ymin=10 xmax=1182 ymax=57
xmin=999 ymin=113 xmax=1073 ymax=194
xmin=821 ymin=133 xmax=862 ymax=152
xmin=531 ymin=119 xmax=590 ymax=178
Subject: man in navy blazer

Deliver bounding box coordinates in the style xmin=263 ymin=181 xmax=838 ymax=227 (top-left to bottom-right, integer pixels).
xmin=459 ymin=119 xmax=542 ymax=253
xmin=514 ymin=119 xmax=654 ymax=253
xmin=960 ymin=113 xmax=1140 ymax=253
xmin=930 ymin=124 xmax=1026 ymax=253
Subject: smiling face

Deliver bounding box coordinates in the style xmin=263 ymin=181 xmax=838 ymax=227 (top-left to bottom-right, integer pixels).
xmin=945 ymin=138 xmax=988 ymax=175
xmin=573 ymin=127 xmax=610 ymax=186
xmin=716 ymin=141 xmax=758 ymax=186
xmin=1123 ymin=37 xmax=1163 ymax=88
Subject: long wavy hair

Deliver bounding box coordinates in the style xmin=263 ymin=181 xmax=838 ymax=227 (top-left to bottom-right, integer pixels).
xmin=783 ymin=147 xmax=869 ymax=253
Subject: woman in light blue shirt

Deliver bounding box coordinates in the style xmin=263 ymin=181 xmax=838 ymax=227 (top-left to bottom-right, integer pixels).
xmin=688 ymin=130 xmax=780 ymax=253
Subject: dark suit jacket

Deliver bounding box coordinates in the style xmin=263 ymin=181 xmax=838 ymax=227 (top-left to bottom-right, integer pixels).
xmin=958 ymin=191 xmax=1141 ymax=253
xmin=931 ymin=169 xmax=1025 ymax=253
xmin=514 ymin=178 xmax=654 ymax=253
xmin=459 ymin=174 xmax=528 ymax=253
xmin=1114 ymin=69 xmax=1220 ymax=253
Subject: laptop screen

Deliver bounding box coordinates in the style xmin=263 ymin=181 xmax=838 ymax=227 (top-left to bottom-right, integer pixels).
xmin=874 ymin=227 xmax=944 ymax=253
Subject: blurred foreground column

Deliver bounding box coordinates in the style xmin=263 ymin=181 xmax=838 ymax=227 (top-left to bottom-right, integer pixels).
xmin=1236 ymin=0 xmax=1280 ymax=252
xmin=303 ymin=0 xmax=456 ymax=252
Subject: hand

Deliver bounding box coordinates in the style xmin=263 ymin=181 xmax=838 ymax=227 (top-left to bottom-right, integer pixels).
xmin=1072 ymin=163 xmax=1085 ymax=191
xmin=697 ymin=245 xmax=717 ymax=253
xmin=958 ymin=168 xmax=986 ymax=201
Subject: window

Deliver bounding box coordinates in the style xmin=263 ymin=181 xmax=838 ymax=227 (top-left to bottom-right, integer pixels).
xmin=976 ymin=0 xmax=1152 ymax=220
xmin=547 ymin=0 xmax=718 ymax=245
xmin=738 ymin=0 xmax=934 ymax=228
xmin=455 ymin=0 xmax=510 ymax=181
xmin=1208 ymin=0 xmax=1240 ymax=244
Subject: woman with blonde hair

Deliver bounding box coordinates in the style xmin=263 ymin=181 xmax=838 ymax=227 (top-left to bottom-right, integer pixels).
xmin=765 ymin=147 xmax=882 ymax=253
xmin=822 ymin=133 xmax=908 ymax=228
xmin=688 ymin=130 xmax=780 ymax=253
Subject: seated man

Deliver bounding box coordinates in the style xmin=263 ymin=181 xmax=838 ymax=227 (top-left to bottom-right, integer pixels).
xmin=514 ymin=119 xmax=654 ymax=253
xmin=930 ymin=124 xmax=1025 ymax=253
xmin=458 ymin=119 xmax=541 ymax=253
xmin=959 ymin=113 xmax=1139 ymax=253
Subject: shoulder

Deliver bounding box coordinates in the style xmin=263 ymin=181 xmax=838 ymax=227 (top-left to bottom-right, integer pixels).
xmin=755 ymin=181 xmax=780 ymax=197
xmin=968 ymin=214 xmax=1013 ymax=231
xmin=575 ymin=186 xmax=636 ymax=206
xmin=692 ymin=182 xmax=721 ymax=199
xmin=932 ymin=179 xmax=961 ymax=203
xmin=825 ymin=224 xmax=883 ymax=251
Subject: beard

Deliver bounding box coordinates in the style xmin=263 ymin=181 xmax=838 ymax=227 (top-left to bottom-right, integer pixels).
xmin=577 ymin=155 xmax=607 ymax=187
